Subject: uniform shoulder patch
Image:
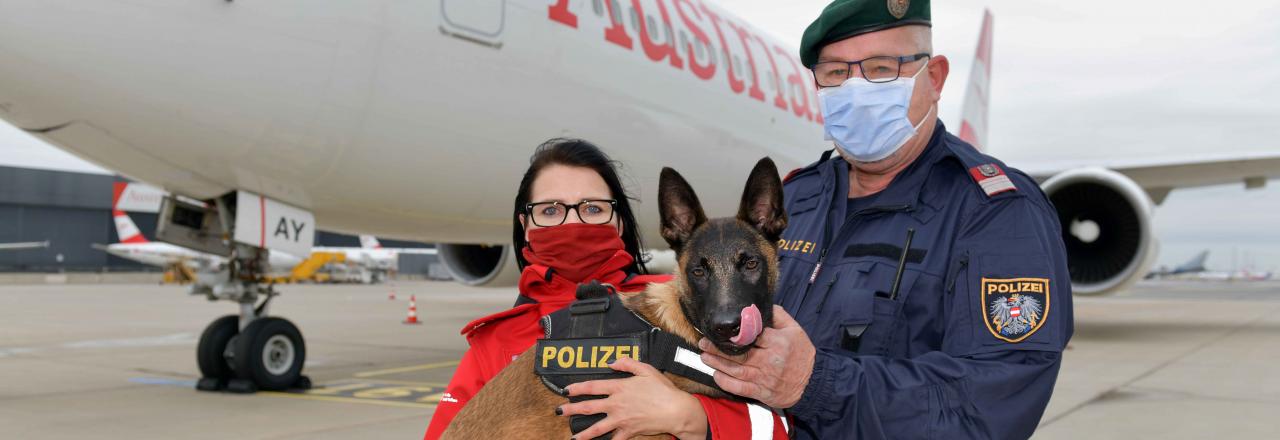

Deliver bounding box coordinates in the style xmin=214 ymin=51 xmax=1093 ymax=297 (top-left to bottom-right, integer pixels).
xmin=968 ymin=164 xmax=1018 ymax=197
xmin=980 ymin=277 xmax=1049 ymax=343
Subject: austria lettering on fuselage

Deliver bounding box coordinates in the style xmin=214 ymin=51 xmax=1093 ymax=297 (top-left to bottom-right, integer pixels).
xmin=547 ymin=0 xmax=823 ymax=126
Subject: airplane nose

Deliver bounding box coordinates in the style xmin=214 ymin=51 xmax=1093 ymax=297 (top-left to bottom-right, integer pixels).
xmin=709 ymin=313 xmax=742 ymax=342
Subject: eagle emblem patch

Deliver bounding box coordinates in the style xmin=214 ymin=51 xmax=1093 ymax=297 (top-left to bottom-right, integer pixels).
xmin=888 ymin=0 xmax=909 ymax=19
xmin=981 ymin=278 xmax=1049 ymax=343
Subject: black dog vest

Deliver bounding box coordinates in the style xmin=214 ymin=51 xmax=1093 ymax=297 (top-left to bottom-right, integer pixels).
xmin=535 ymin=282 xmax=725 ymax=439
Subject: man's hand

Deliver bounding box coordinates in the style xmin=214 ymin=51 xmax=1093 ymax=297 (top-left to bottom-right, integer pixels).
xmin=557 ymin=357 xmax=708 ymax=440
xmin=699 ymin=305 xmax=815 ymax=409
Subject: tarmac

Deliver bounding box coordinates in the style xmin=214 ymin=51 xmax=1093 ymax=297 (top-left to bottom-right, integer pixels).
xmin=1 ymin=278 xmax=1278 ymax=439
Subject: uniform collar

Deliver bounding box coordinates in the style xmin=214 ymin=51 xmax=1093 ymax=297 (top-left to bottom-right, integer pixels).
xmin=828 ymin=120 xmax=954 ymax=217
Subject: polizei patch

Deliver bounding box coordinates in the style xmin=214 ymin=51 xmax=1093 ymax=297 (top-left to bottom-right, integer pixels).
xmin=980 ymin=278 xmax=1049 ymax=343
xmin=534 ymin=337 xmax=644 ymax=376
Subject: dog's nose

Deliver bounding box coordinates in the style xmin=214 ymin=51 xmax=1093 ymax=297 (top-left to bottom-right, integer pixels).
xmin=710 ymin=313 xmax=742 ymax=341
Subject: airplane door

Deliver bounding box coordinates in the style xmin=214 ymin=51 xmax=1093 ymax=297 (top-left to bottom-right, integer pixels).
xmin=441 ymin=0 xmax=505 ymax=47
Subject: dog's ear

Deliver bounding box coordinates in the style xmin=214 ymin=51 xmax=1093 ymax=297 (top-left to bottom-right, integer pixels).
xmin=659 ymin=167 xmax=707 ymax=252
xmin=737 ymin=157 xmax=787 ymax=243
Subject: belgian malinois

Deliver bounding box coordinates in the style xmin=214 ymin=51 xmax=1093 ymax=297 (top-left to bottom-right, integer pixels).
xmin=442 ymin=157 xmax=788 ymax=439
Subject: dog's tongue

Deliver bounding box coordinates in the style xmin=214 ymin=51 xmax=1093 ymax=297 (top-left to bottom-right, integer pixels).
xmin=730 ymin=304 xmax=763 ymax=346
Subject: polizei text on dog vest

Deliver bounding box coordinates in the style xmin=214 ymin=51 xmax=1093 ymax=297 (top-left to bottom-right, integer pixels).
xmin=534 ymin=337 xmax=644 ymax=375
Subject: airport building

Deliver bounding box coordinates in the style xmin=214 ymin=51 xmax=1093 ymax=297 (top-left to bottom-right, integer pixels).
xmin=0 ymin=165 xmax=443 ymax=276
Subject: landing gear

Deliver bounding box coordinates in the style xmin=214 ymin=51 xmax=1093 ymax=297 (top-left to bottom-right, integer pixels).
xmin=191 ymin=255 xmax=313 ymax=393
xmin=157 ymin=192 xmax=315 ymax=394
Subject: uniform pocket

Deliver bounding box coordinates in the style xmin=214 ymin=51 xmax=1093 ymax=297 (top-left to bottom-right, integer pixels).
xmin=849 ymin=262 xmax=919 ymax=357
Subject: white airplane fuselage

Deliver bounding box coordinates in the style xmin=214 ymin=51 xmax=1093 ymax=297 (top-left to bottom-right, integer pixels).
xmin=104 ymin=242 xmax=303 ymax=271
xmin=0 ymin=0 xmax=824 ymax=246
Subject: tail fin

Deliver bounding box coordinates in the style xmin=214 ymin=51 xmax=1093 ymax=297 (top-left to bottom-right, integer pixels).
xmin=359 ymin=235 xmax=382 ymax=250
xmin=958 ymin=9 xmax=994 ymax=150
xmin=113 ymin=210 xmax=149 ymax=244
xmin=1178 ymin=250 xmax=1210 ymax=272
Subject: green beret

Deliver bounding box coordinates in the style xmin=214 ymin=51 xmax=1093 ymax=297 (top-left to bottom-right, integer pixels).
xmin=800 ymin=0 xmax=932 ymax=67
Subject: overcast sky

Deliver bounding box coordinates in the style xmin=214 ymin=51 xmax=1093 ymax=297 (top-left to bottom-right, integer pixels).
xmin=2 ymin=0 xmax=1278 ymax=270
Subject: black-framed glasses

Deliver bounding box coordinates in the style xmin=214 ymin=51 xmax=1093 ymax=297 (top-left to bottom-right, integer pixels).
xmin=525 ymin=199 xmax=618 ymax=227
xmin=811 ymin=53 xmax=931 ymax=87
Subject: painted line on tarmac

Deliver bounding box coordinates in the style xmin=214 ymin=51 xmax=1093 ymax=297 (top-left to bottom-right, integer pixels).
xmin=352 ymin=360 xmax=461 ymax=378
xmin=130 ymin=376 xmax=446 ymax=409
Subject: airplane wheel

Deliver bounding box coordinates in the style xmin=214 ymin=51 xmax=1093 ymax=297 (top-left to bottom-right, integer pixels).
xmin=233 ymin=317 xmax=306 ymax=391
xmin=196 ymin=315 xmax=240 ymax=379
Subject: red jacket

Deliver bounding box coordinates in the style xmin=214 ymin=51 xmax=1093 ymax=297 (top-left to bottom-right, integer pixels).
xmin=423 ymin=252 xmax=788 ymax=439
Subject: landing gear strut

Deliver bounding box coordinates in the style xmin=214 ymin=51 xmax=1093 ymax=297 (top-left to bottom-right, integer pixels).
xmin=191 ymin=245 xmax=311 ymax=393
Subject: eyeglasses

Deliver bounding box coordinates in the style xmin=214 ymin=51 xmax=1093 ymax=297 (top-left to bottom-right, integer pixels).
xmin=811 ymin=53 xmax=931 ymax=87
xmin=524 ymin=199 xmax=618 ymax=227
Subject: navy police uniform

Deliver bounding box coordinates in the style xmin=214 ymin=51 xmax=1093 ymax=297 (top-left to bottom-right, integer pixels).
xmin=776 ymin=122 xmax=1073 ymax=439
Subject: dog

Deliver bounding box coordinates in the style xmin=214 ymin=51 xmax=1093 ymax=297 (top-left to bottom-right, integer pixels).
xmin=441 ymin=157 xmax=788 ymax=439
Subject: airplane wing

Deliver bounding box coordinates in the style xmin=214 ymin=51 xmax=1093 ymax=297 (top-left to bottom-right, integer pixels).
xmin=0 ymin=241 xmax=50 ymax=251
xmin=1014 ymin=152 xmax=1280 ymax=204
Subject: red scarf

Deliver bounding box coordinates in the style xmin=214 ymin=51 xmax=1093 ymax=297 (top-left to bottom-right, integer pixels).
xmin=520 ymin=223 xmax=632 ymax=310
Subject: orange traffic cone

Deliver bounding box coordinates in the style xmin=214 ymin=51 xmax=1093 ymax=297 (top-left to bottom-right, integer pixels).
xmin=403 ymin=295 xmax=421 ymax=324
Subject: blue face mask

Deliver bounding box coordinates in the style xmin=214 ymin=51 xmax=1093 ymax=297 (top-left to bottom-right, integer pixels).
xmin=818 ymin=61 xmax=934 ymax=163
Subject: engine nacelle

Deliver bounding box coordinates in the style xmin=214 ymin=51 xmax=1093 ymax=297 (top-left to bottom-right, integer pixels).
xmin=437 ymin=244 xmax=520 ymax=287
xmin=1041 ymin=167 xmax=1159 ymax=296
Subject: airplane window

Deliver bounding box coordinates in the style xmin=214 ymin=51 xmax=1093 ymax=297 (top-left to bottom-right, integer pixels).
xmin=610 ymin=0 xmax=622 ymax=23
xmin=630 ymin=8 xmax=639 ymax=30
xmin=665 ymin=23 xmax=674 ymax=43
xmin=680 ymin=32 xmax=689 ymax=55
xmin=647 ymin=16 xmax=658 ymax=38
xmin=734 ymin=55 xmax=742 ymax=76
xmin=593 ymin=0 xmax=603 ymax=17
xmin=695 ymin=39 xmax=705 ymax=60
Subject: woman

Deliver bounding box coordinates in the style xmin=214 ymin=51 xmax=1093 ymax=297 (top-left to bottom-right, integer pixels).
xmin=424 ymin=139 xmax=784 ymax=439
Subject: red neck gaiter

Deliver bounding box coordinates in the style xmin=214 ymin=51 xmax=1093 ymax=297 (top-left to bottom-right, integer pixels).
xmin=522 ymin=223 xmax=627 ymax=283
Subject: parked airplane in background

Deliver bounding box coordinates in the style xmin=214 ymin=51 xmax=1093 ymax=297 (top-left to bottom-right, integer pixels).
xmin=3 ymin=1 xmax=1279 ymax=391
xmin=0 ymin=241 xmax=50 ymax=251
xmin=1147 ymin=250 xmax=1274 ymax=282
xmin=98 ymin=210 xmax=301 ymax=270
xmin=1146 ymin=250 xmax=1210 ymax=279
xmin=313 ymin=235 xmax=438 ymax=283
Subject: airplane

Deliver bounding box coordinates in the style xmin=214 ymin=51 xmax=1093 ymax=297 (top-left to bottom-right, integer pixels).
xmin=313 ymin=235 xmax=439 ymax=283
xmin=0 ymin=241 xmax=50 ymax=251
xmin=99 ymin=209 xmax=301 ymax=271
xmin=2 ymin=1 xmax=1278 ymax=391
xmin=1145 ymin=250 xmax=1210 ymax=279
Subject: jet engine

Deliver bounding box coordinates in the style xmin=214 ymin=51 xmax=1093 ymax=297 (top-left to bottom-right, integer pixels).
xmin=1040 ymin=167 xmax=1159 ymax=296
xmin=437 ymin=244 xmax=520 ymax=287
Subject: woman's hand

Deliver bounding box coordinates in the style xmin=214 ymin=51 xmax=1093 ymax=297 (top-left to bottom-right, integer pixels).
xmin=557 ymin=357 xmax=708 ymax=440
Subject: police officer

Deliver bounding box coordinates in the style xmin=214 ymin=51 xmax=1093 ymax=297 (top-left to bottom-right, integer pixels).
xmin=696 ymin=1 xmax=1074 ymax=438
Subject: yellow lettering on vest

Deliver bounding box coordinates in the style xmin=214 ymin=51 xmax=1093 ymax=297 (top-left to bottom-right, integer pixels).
xmin=600 ymin=345 xmax=615 ymax=366
xmin=541 ymin=346 xmax=556 ymax=368
xmin=575 ymin=346 xmax=589 ymax=368
xmin=557 ymin=346 xmax=574 ymax=369
xmin=616 ymin=345 xmax=630 ymax=360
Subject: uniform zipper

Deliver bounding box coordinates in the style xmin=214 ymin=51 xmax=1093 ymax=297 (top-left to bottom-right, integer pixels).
xmin=808 ymin=204 xmax=912 ymax=286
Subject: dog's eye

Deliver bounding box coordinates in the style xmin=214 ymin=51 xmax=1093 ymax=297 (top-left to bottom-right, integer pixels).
xmin=744 ymin=258 xmax=759 ymax=270
xmin=691 ymin=267 xmax=706 ymax=277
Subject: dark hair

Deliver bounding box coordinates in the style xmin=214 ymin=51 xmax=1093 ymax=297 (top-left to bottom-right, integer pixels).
xmin=512 ymin=138 xmax=648 ymax=274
